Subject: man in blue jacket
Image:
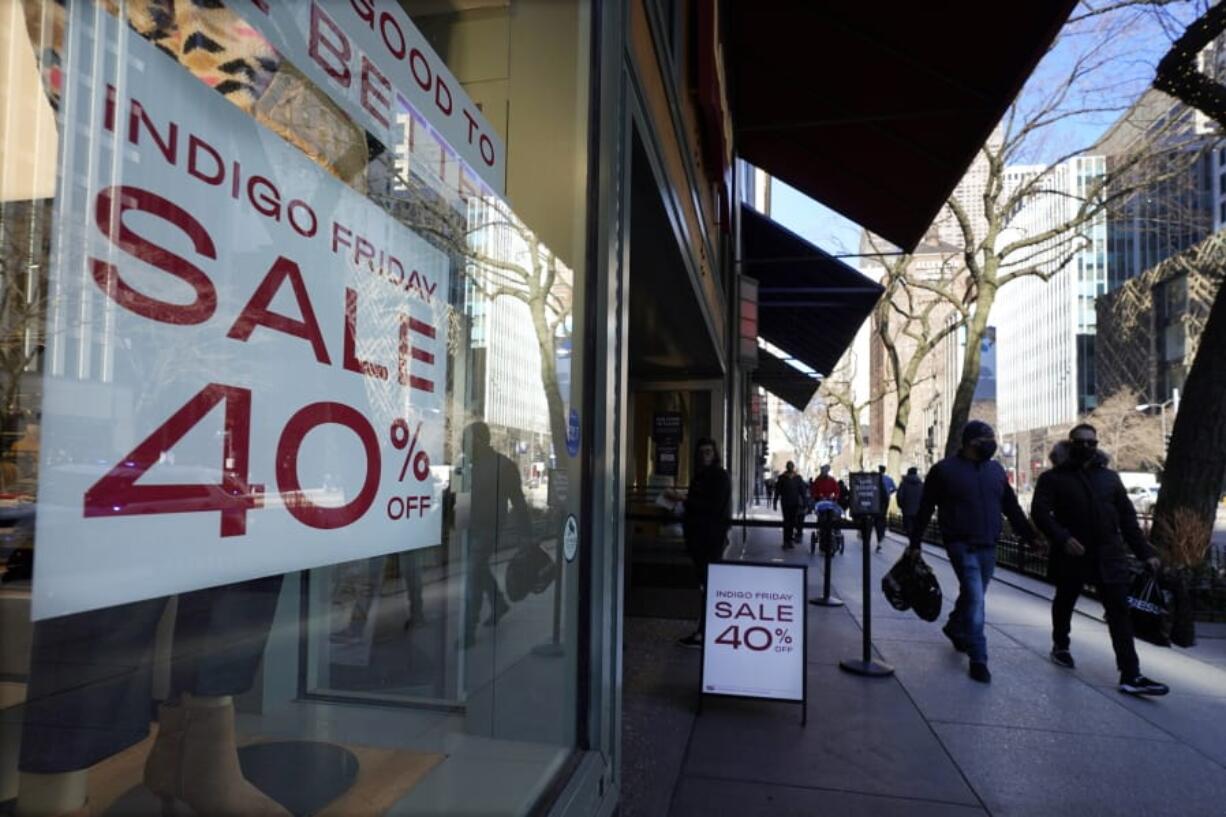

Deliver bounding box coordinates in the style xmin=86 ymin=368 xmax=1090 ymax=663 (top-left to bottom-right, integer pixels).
xmin=905 ymin=421 xmax=1037 ymax=683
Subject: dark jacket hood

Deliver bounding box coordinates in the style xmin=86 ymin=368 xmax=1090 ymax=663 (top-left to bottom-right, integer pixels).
xmin=1049 ymin=441 xmax=1111 ymax=470
xmin=901 ymin=473 xmax=923 ymax=485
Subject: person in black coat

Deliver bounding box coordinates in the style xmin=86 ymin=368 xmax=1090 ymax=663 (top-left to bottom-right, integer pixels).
xmin=906 ymin=421 xmax=1037 ymax=683
xmin=672 ymin=437 xmax=731 ymax=648
xmin=772 ymin=460 xmax=806 ymax=549
xmin=1031 ymin=424 xmax=1168 ymax=696
xmin=895 ymin=467 xmax=924 ymax=535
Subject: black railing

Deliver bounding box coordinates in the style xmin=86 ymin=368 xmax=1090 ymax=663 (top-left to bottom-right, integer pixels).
xmin=889 ymin=513 xmax=1226 ymax=623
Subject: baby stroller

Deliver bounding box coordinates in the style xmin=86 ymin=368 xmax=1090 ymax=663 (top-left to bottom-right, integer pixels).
xmin=810 ymin=499 xmax=846 ymax=556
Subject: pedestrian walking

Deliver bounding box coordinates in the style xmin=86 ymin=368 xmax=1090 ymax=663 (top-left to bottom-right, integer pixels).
xmin=671 ymin=438 xmax=731 ymax=648
xmin=873 ymin=465 xmax=897 ymax=552
xmin=1031 ymin=425 xmax=1169 ymax=696
xmin=896 ymin=466 xmax=923 ymax=536
xmin=772 ymin=461 xmax=806 ymax=550
xmin=905 ymin=421 xmax=1037 ymax=683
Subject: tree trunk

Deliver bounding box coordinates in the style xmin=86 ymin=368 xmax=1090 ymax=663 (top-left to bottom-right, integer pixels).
xmin=887 ymin=377 xmax=911 ymax=477
xmin=943 ymin=286 xmax=995 ymax=457
xmin=1151 ymin=275 xmax=1226 ymax=552
xmin=1148 ymin=4 xmax=1226 ymax=558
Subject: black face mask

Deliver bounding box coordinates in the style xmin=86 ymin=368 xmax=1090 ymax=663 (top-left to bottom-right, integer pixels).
xmin=971 ymin=439 xmax=997 ymax=461
xmin=1070 ymin=442 xmax=1096 ymax=464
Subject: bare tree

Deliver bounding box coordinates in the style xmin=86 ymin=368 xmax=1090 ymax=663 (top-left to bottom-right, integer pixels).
xmin=819 ymin=350 xmax=888 ymax=472
xmin=938 ymin=4 xmax=1209 ymax=456
xmin=776 ymin=400 xmax=827 ymax=477
xmin=1085 ymin=387 xmax=1166 ymax=471
xmin=863 ymin=232 xmax=969 ymax=475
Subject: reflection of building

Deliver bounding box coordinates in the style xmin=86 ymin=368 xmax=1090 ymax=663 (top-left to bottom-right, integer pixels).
xmin=1097 ymin=236 xmax=1221 ymax=407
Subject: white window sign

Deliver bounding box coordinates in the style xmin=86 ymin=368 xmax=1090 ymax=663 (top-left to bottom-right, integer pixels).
xmin=33 ymin=7 xmax=448 ymax=620
xmin=237 ymin=0 xmax=506 ymax=196
xmin=701 ymin=563 xmax=807 ymax=703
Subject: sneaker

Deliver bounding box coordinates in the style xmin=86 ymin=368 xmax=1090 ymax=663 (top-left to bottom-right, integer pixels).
xmin=1050 ymin=648 xmax=1076 ymax=669
xmin=969 ymin=662 xmax=992 ymax=683
xmin=942 ymin=622 xmax=969 ymax=653
xmin=1119 ymin=675 xmax=1169 ymax=696
xmin=677 ymin=632 xmax=703 ymax=649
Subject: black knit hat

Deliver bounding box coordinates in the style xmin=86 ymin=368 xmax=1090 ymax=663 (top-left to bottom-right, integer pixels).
xmin=961 ymin=420 xmax=995 ymax=444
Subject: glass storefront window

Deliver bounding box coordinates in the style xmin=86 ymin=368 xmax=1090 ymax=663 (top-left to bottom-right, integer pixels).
xmin=1 ymin=1 xmax=592 ymax=814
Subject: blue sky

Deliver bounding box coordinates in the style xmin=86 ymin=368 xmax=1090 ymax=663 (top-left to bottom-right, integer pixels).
xmin=765 ymin=3 xmax=1201 ymax=267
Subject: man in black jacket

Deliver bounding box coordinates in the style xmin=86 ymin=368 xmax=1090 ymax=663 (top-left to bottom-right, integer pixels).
xmin=1031 ymin=424 xmax=1168 ymax=696
xmin=905 ymin=421 xmax=1037 ymax=683
xmin=896 ymin=467 xmax=924 ymax=536
xmin=772 ymin=461 xmax=806 ymax=549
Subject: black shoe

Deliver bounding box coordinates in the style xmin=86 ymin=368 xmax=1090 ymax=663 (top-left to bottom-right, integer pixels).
xmin=1050 ymin=648 xmax=1075 ymax=669
xmin=1119 ymin=674 xmax=1169 ymax=696
xmin=783 ymin=542 xmax=795 ymax=550
xmin=942 ymin=622 xmax=969 ymax=653
xmin=875 ymin=546 xmax=882 ymax=553
xmin=969 ymin=662 xmax=992 ymax=683
xmin=677 ymin=632 xmax=703 ymax=649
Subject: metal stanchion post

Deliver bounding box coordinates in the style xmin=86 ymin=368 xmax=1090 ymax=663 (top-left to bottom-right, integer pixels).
xmin=809 ymin=514 xmax=843 ymax=608
xmin=839 ymin=516 xmax=894 ymax=677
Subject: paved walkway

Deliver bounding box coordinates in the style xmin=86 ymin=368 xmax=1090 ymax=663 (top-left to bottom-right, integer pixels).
xmin=622 ymin=519 xmax=1226 ymax=817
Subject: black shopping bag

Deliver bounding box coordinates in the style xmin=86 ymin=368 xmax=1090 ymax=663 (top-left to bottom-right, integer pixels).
xmin=881 ymin=554 xmax=943 ymax=622
xmin=1162 ymin=570 xmax=1196 ymax=648
xmin=1127 ymin=569 xmax=1173 ymax=648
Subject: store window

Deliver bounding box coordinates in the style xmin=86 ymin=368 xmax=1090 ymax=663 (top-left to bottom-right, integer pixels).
xmin=1 ymin=1 xmax=592 ymax=814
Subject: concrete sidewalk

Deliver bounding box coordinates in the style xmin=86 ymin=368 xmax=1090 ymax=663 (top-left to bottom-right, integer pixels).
xmin=622 ymin=523 xmax=1226 ymax=817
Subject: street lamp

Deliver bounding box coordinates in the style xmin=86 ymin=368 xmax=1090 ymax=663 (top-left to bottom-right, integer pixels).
xmin=1136 ymin=387 xmax=1181 ymax=449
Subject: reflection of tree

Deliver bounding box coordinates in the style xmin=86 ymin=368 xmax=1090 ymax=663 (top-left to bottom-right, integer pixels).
xmin=372 ymin=171 xmax=574 ymax=459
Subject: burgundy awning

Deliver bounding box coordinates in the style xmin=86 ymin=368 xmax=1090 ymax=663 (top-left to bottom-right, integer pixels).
xmin=729 ymin=3 xmax=1076 ymax=251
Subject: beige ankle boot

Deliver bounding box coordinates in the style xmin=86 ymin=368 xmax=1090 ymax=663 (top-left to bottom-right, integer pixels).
xmin=143 ymin=699 xmax=289 ymax=817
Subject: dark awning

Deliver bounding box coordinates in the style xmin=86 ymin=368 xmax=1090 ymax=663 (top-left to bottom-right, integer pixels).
xmin=753 ymin=345 xmax=822 ymax=411
xmin=728 ymin=3 xmax=1076 ymax=251
xmin=742 ymin=205 xmax=882 ymax=382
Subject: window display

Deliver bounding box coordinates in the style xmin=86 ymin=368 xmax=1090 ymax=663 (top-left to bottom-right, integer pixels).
xmin=1 ymin=0 xmax=591 ymax=814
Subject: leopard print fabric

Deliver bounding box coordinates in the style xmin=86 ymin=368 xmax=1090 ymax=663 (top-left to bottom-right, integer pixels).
xmin=22 ymin=0 xmax=278 ymax=112
xmin=116 ymin=0 xmax=281 ymax=112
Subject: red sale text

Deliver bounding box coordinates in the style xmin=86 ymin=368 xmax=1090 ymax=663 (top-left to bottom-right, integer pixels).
xmin=78 ymin=85 xmax=445 ymax=538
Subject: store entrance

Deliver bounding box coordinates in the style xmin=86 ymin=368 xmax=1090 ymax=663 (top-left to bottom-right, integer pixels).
xmin=622 ymin=129 xmax=725 ymax=621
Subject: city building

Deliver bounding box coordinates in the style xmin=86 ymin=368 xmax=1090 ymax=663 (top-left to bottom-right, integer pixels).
xmin=0 ymin=2 xmax=1076 ymax=814
xmin=997 ymin=156 xmax=1108 ymax=432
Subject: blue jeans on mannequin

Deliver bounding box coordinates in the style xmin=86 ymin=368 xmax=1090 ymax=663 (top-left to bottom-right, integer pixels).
xmin=945 ymin=542 xmax=996 ymax=663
